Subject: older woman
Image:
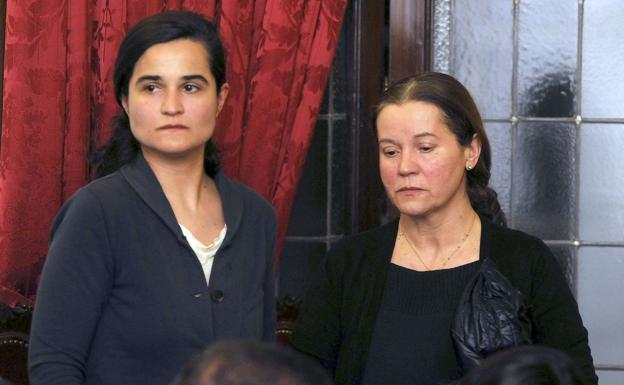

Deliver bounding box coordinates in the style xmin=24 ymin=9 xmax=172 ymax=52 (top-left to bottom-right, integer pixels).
xmin=290 ymin=73 xmax=596 ymax=385
xmin=29 ymin=11 xmax=276 ymax=385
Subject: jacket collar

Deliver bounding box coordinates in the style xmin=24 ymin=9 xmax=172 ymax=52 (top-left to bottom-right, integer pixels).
xmin=478 ymin=213 xmax=492 ymax=262
xmin=120 ymin=153 xmax=243 ymax=247
xmin=211 ymin=170 xmax=242 ymax=248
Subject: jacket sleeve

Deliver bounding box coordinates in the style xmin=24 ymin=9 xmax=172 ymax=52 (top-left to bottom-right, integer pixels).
xmin=529 ymin=241 xmax=598 ymax=385
xmin=289 ymin=244 xmax=344 ymax=376
xmin=28 ymin=189 xmax=114 ymax=385
xmin=262 ymin=211 xmax=277 ymax=342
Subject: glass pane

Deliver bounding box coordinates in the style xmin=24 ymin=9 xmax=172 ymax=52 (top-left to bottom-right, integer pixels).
xmin=596 ymin=370 xmax=624 ymax=385
xmin=433 ymin=0 xmax=451 ymax=73
xmin=286 ymin=119 xmax=328 ymax=237
xmin=579 ymin=124 xmax=624 ymax=242
xmin=484 ymin=122 xmax=512 ymax=219
xmin=577 ymin=247 xmax=624 ymax=366
xmin=517 ymin=0 xmax=578 ymax=117
xmin=582 ymin=0 xmax=624 ymax=118
xmin=547 ymin=244 xmax=576 ymax=292
xmin=331 ymin=118 xmax=349 ymax=235
xmin=452 ymin=0 xmax=513 ymax=119
xmin=512 ymin=123 xmax=575 ymax=240
xmin=278 ymin=241 xmax=327 ymax=299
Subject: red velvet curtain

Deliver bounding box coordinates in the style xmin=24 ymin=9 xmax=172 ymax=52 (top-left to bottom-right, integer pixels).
xmin=0 ymin=0 xmax=347 ymax=305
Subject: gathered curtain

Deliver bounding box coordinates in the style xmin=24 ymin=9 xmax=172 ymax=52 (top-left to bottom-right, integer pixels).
xmin=0 ymin=0 xmax=347 ymax=305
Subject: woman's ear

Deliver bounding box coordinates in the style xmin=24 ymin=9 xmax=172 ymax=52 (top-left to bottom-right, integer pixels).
xmin=465 ymin=133 xmax=482 ymax=170
xmin=216 ymin=83 xmax=230 ymax=117
xmin=121 ymin=96 xmax=129 ymax=115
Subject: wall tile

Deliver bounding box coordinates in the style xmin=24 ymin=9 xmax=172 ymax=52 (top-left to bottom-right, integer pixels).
xmin=577 ymin=247 xmax=624 ymax=366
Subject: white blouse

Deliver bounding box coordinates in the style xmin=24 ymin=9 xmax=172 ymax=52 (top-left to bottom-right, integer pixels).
xmin=179 ymin=223 xmax=227 ymax=285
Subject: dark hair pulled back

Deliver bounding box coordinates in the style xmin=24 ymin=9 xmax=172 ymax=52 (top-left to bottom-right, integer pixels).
xmin=91 ymin=10 xmax=227 ymax=178
xmin=375 ymin=72 xmax=506 ymax=226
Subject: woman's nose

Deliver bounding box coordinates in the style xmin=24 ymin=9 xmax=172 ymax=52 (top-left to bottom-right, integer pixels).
xmin=161 ymin=91 xmax=184 ymax=115
xmin=398 ymin=151 xmax=418 ymax=175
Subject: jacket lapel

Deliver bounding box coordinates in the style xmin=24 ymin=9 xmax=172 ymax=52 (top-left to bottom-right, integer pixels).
xmin=120 ymin=154 xmax=188 ymax=245
xmin=212 ymin=172 xmax=243 ymax=250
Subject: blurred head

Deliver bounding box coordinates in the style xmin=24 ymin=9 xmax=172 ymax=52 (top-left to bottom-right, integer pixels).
xmin=0 ymin=377 xmax=15 ymax=385
xmin=459 ymin=345 xmax=586 ymax=385
xmin=172 ymin=340 xmax=333 ymax=385
xmin=93 ymin=11 xmax=228 ymax=178
xmin=375 ymin=72 xmax=506 ymax=225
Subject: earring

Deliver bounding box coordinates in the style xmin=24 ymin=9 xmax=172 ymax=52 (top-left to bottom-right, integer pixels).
xmin=466 ymin=164 xmax=473 ymax=171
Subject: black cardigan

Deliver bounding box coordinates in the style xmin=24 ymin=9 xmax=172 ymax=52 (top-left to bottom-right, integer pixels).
xmin=290 ymin=218 xmax=597 ymax=385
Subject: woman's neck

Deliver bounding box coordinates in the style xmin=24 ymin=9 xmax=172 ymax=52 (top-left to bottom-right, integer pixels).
xmin=142 ymin=149 xmax=211 ymax=210
xmin=398 ymin=203 xmax=478 ymax=263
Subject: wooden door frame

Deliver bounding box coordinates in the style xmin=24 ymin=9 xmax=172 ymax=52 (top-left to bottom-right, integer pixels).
xmin=389 ymin=0 xmax=432 ymax=84
xmin=347 ymin=0 xmax=433 ymax=234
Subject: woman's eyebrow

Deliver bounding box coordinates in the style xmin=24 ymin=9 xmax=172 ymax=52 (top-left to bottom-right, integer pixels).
xmin=135 ymin=75 xmax=161 ymax=84
xmin=378 ymin=138 xmax=398 ymax=145
xmin=134 ymin=74 xmax=209 ymax=84
xmin=378 ymin=132 xmax=437 ymax=144
xmin=182 ymin=74 xmax=209 ymax=84
xmin=412 ymin=132 xmax=437 ymax=139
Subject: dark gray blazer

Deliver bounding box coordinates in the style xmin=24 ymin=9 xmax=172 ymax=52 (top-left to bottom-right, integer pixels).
xmin=29 ymin=154 xmax=277 ymax=385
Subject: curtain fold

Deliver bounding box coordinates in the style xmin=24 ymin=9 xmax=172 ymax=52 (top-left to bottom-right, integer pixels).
xmin=0 ymin=0 xmax=347 ymax=305
xmin=0 ymin=0 xmax=69 ymax=305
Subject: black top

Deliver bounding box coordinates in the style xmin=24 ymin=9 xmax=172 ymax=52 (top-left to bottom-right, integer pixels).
xmin=363 ymin=262 xmax=481 ymax=385
xmin=290 ymin=218 xmax=597 ymax=385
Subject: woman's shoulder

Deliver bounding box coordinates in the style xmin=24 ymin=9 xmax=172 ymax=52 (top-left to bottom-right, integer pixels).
xmin=49 ymin=173 xmax=128 ymax=237
xmin=328 ymin=220 xmax=398 ymax=263
xmin=485 ymin=220 xmax=558 ymax=281
xmin=64 ymin=171 xmax=125 ymax=205
xmin=337 ymin=219 xmax=396 ymax=245
xmin=487 ymin=221 xmax=550 ymax=256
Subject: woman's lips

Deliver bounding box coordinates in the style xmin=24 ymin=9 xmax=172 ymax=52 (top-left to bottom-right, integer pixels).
xmin=158 ymin=124 xmax=188 ymax=130
xmin=397 ymin=186 xmax=424 ymax=192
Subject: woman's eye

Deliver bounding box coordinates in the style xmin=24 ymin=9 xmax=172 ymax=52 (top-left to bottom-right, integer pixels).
xmin=382 ymin=149 xmax=399 ymax=157
xmin=183 ymin=84 xmax=199 ymax=92
xmin=418 ymin=145 xmax=433 ymax=153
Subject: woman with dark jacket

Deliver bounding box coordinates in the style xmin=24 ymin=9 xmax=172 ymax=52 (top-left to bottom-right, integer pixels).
xmin=29 ymin=11 xmax=276 ymax=385
xmin=290 ymin=73 xmax=597 ymax=385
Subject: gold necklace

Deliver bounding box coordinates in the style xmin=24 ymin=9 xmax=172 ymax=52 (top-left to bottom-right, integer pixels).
xmin=399 ymin=213 xmax=477 ymax=271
